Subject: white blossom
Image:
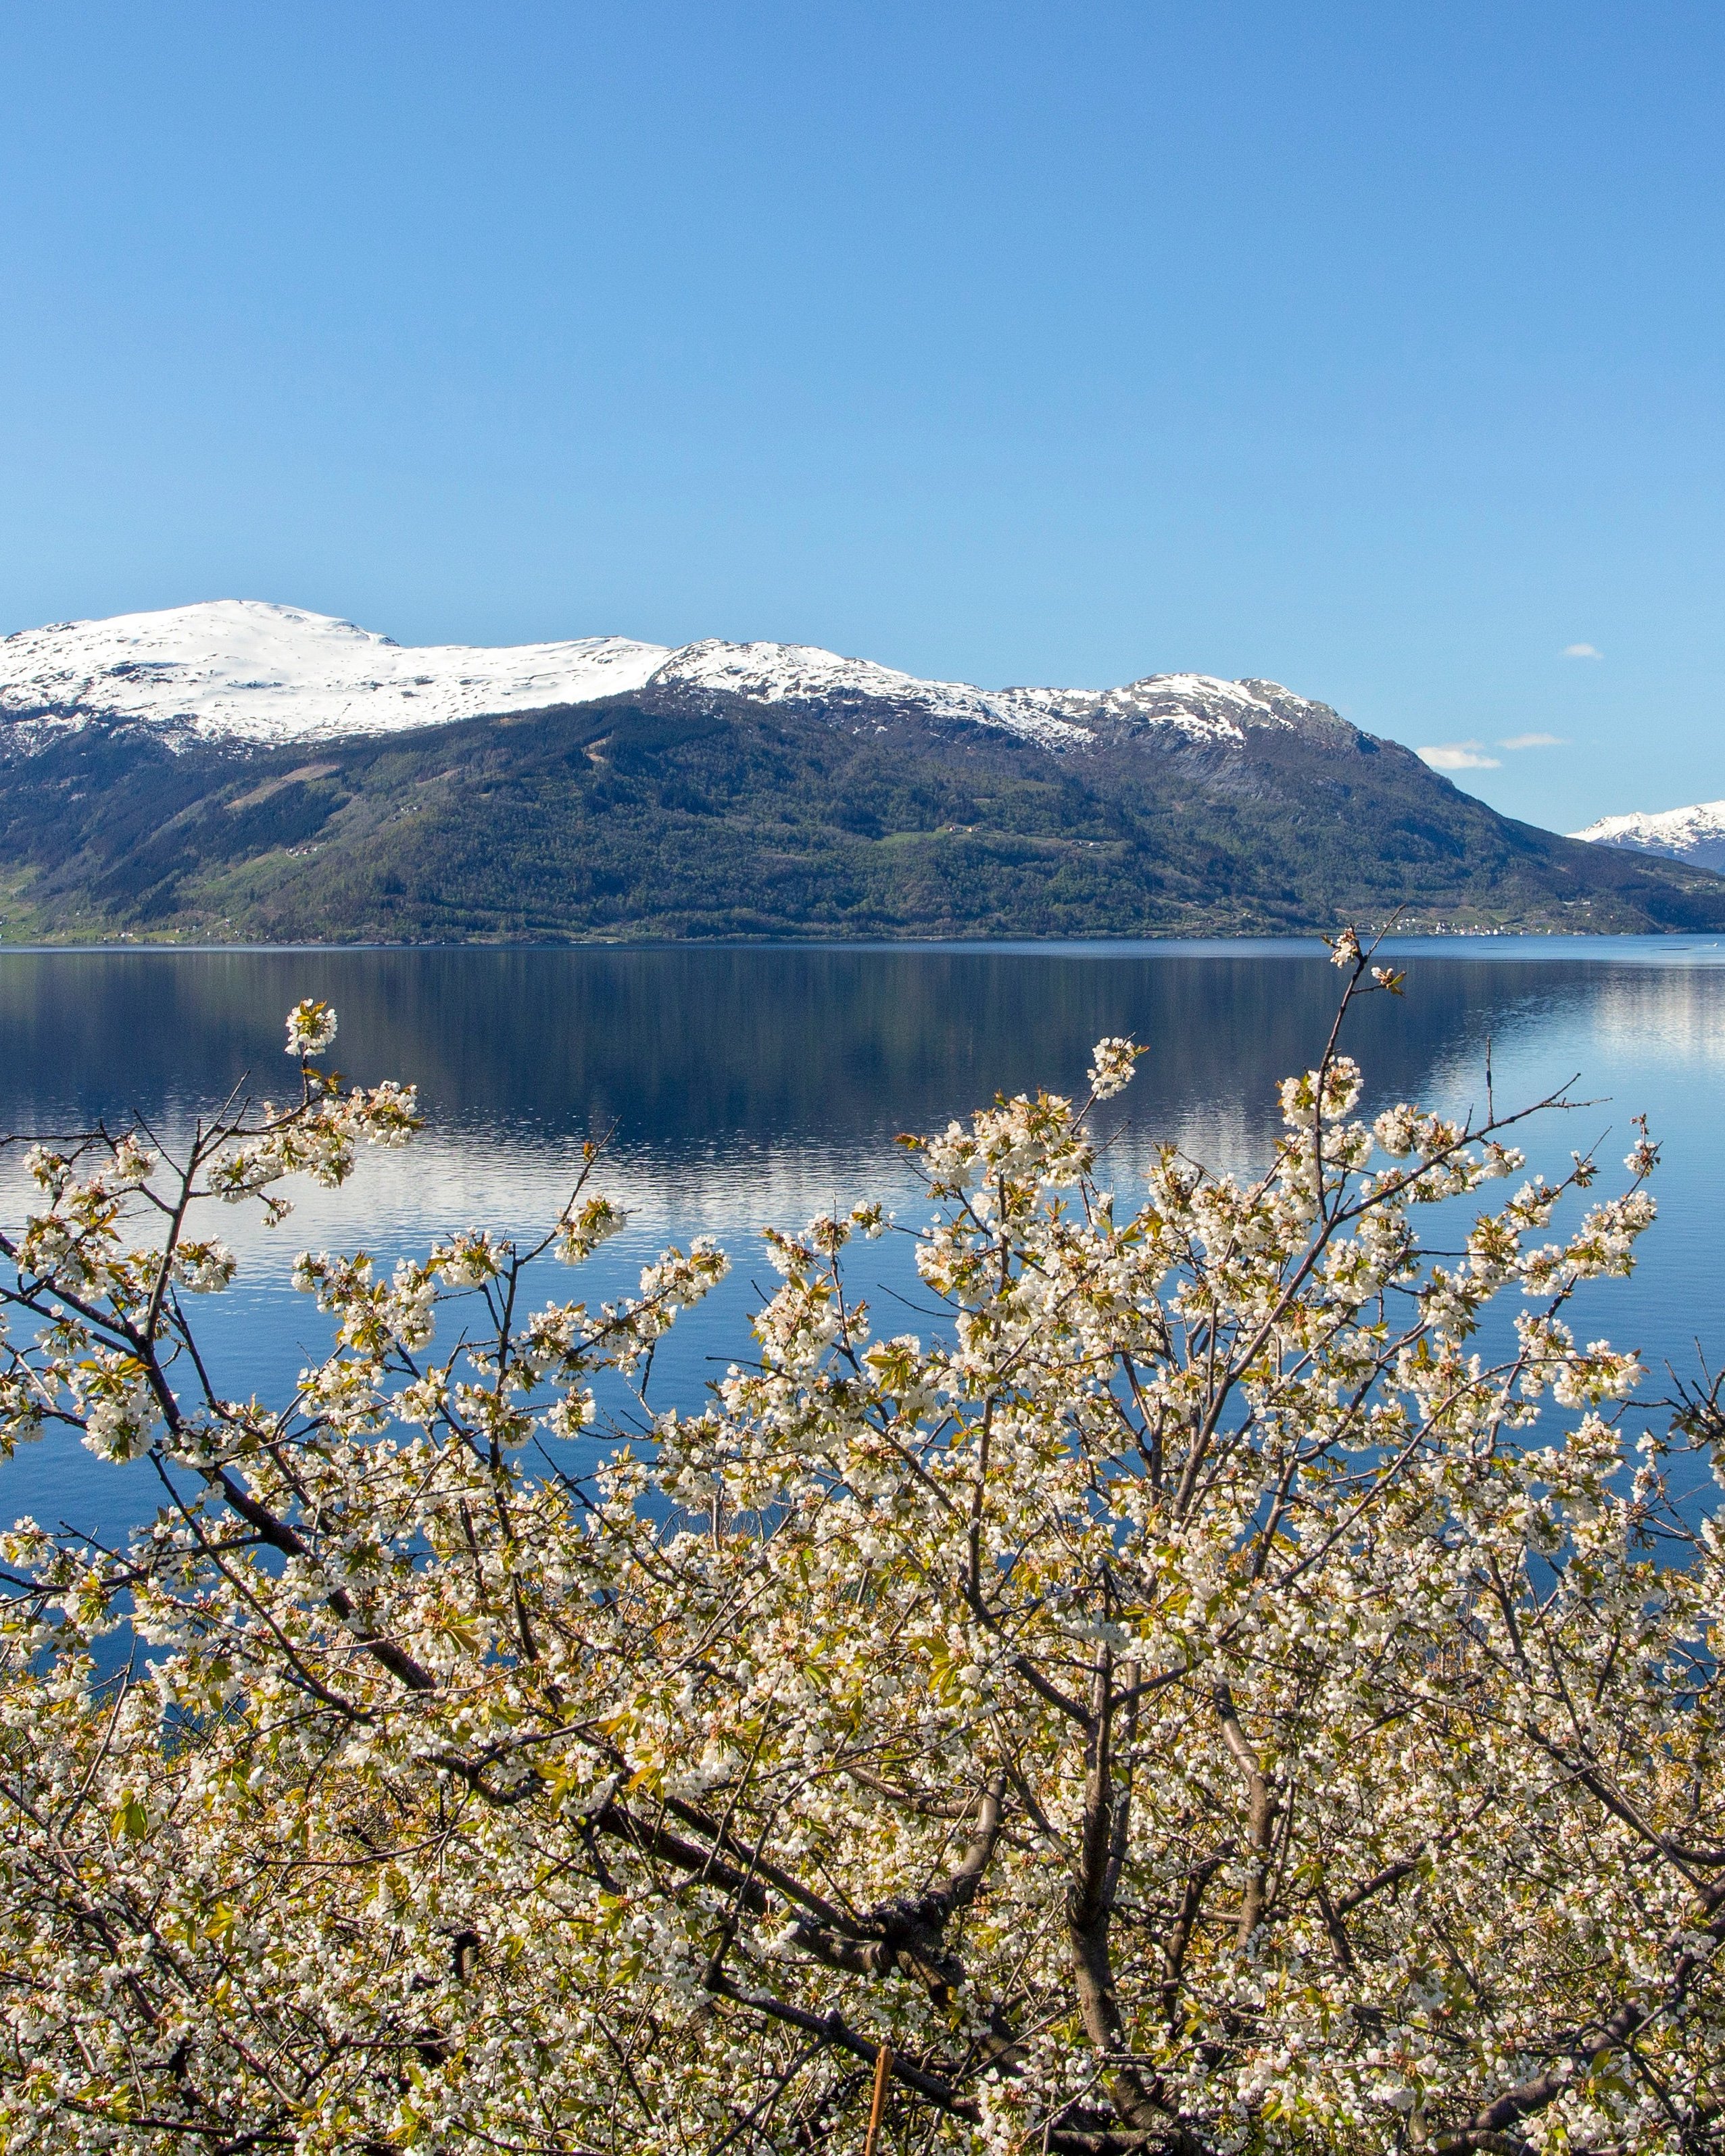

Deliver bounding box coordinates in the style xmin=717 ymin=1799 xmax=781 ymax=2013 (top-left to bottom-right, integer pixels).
xmin=0 ymin=982 xmax=1717 ymax=2156
xmin=285 ymin=996 xmax=338 ymax=1056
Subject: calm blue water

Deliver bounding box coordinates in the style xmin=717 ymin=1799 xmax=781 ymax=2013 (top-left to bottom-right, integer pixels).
xmin=5 ymin=938 xmax=1724 ymax=1540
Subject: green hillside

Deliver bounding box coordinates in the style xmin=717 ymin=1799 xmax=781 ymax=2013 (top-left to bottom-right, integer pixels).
xmin=1 ymin=693 xmax=1718 ymax=941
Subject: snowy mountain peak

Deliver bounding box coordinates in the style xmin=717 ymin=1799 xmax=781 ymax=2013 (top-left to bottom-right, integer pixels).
xmin=0 ymin=601 xmax=1353 ymax=761
xmin=0 ymin=601 xmax=671 ymax=750
xmin=1572 ymin=800 xmax=1725 ymax=875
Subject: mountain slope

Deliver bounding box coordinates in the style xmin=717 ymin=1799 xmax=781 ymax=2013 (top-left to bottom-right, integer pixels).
xmin=5 ymin=601 xmax=1724 ymax=941
xmin=1572 ymin=800 xmax=1725 ymax=875
xmin=4 ymin=663 xmax=1724 ymax=942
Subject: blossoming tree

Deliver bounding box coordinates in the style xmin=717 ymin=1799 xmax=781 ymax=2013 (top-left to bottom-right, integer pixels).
xmin=2 ymin=941 xmax=1722 ymax=2155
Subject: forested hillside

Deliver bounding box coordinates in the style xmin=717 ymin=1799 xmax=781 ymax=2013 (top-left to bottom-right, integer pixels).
xmin=2 ymin=687 xmax=1720 ymax=941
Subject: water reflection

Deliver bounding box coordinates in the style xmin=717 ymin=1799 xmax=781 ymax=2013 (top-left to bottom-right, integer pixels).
xmin=3 ymin=940 xmax=1724 ymax=1538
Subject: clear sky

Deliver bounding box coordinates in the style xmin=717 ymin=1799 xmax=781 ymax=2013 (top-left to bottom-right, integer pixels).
xmin=2 ymin=1 xmax=1721 ymax=832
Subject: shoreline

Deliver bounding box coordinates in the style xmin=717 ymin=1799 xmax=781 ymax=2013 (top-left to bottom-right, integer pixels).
xmin=3 ymin=930 xmax=1725 ymax=962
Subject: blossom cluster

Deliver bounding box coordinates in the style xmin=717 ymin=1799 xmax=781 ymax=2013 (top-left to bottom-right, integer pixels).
xmin=0 ymin=973 xmax=1721 ymax=2156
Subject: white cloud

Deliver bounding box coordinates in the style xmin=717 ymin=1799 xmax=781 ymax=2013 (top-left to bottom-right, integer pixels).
xmin=1418 ymin=741 xmax=1503 ymax=771
xmin=1562 ymin=643 xmax=1603 ymax=660
xmin=1497 ymin=731 xmax=1565 ymax=750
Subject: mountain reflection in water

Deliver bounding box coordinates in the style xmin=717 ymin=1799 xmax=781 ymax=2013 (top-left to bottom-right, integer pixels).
xmin=4 ymin=939 xmax=1724 ymax=1536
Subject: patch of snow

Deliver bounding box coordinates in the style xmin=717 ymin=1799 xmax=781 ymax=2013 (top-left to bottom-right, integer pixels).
xmin=990 ymin=672 xmax=1345 ymax=747
xmin=0 ymin=601 xmax=671 ymax=750
xmin=654 ymin=639 xmax=1098 ymax=750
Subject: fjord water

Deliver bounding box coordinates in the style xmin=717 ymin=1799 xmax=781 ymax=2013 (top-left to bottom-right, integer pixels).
xmin=5 ymin=939 xmax=1725 ymax=1540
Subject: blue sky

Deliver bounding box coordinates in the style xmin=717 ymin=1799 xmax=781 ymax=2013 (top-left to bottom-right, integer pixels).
xmin=2 ymin=0 xmax=1721 ymax=831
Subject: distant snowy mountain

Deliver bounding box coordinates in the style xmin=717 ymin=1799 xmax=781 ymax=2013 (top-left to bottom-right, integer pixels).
xmin=1571 ymin=801 xmax=1725 ymax=875
xmin=0 ymin=599 xmax=1350 ymax=758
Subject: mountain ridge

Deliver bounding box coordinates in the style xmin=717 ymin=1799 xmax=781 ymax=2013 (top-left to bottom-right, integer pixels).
xmin=4 ymin=602 xmax=1724 ymax=944
xmin=0 ymin=599 xmax=1358 ymax=760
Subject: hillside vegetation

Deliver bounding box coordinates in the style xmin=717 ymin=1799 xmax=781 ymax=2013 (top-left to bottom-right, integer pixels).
xmin=2 ymin=691 xmax=1719 ymax=940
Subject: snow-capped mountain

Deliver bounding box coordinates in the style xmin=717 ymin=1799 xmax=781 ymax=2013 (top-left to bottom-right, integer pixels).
xmin=0 ymin=602 xmax=669 ymax=751
xmin=11 ymin=600 xmax=1725 ymax=945
xmin=0 ymin=599 xmax=1349 ymax=759
xmin=1570 ymin=801 xmax=1725 ymax=875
